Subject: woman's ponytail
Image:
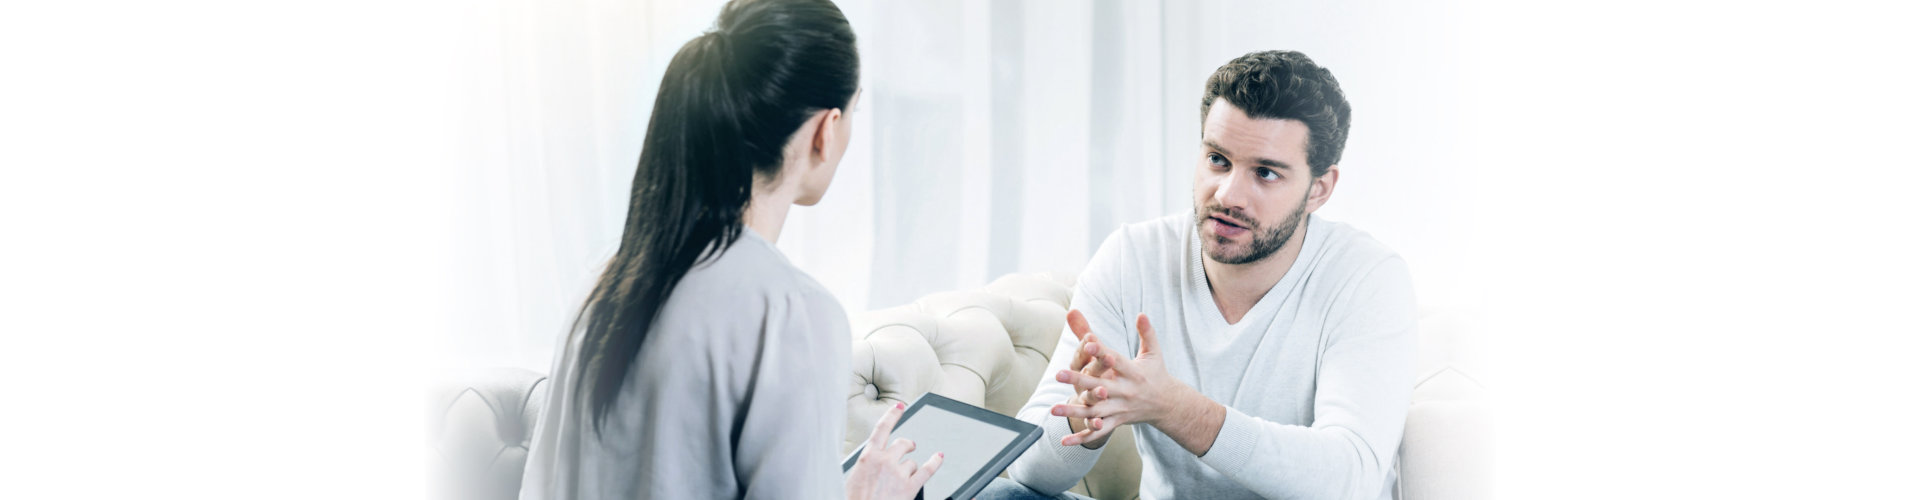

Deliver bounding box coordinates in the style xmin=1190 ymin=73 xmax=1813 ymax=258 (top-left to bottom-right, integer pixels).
xmin=572 ymin=0 xmax=859 ymax=430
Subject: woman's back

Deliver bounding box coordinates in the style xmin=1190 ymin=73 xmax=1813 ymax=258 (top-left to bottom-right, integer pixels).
xmin=522 ymin=231 xmax=851 ymax=500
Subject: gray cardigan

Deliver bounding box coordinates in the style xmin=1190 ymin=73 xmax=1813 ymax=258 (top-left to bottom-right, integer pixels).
xmin=520 ymin=230 xmax=852 ymax=500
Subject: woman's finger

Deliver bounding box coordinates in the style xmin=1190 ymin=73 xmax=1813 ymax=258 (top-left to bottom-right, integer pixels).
xmin=866 ymin=401 xmax=904 ymax=450
xmin=909 ymin=452 xmax=945 ymax=487
xmin=890 ymin=438 xmax=916 ymax=457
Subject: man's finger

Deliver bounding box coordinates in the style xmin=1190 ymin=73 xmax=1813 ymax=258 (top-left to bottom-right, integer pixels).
xmin=1136 ymin=313 xmax=1160 ymax=355
xmin=1062 ymin=424 xmax=1096 ymax=446
xmin=1050 ymin=403 xmax=1102 ymax=419
xmin=1066 ymin=309 xmax=1092 ymax=341
xmin=1077 ymin=388 xmax=1102 ymax=405
xmin=1086 ymin=340 xmax=1131 ymax=377
xmin=1071 ymin=335 xmax=1100 ymax=372
xmin=866 ymin=401 xmax=904 ymax=449
xmin=1056 ymin=369 xmax=1110 ymax=394
xmin=910 ymin=452 xmax=945 ymax=486
xmin=1063 ymin=417 xmax=1120 ymax=447
xmin=1082 ymin=418 xmax=1119 ymax=444
xmin=1067 ymin=310 xmax=1097 ymax=371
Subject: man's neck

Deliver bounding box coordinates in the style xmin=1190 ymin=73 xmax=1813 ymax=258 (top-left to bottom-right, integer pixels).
xmin=1201 ymin=219 xmax=1309 ymax=325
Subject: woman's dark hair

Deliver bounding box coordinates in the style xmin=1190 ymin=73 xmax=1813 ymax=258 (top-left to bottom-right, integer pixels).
xmin=573 ymin=0 xmax=858 ymax=429
xmin=1200 ymin=50 xmax=1351 ymax=178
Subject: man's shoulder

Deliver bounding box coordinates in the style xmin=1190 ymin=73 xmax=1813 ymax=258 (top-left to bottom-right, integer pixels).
xmin=1305 ymin=216 xmax=1410 ymax=291
xmin=1097 ymin=213 xmax=1191 ymax=256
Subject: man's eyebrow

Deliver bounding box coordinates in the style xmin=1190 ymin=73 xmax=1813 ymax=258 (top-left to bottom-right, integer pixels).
xmin=1253 ymin=157 xmax=1295 ymax=170
xmin=1204 ymin=139 xmax=1233 ymax=158
xmin=1203 ymin=139 xmax=1295 ymax=171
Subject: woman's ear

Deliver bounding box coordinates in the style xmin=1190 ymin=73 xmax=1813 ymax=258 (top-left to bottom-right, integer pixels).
xmin=810 ymin=107 xmax=843 ymax=165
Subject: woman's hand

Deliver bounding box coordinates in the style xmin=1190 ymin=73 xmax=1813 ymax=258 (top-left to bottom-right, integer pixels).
xmin=845 ymin=402 xmax=944 ymax=500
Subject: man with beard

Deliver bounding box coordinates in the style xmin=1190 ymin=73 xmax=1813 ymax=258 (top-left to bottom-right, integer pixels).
xmin=983 ymin=51 xmax=1418 ymax=500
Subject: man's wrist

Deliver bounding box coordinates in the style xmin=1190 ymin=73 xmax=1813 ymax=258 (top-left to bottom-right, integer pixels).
xmin=1154 ymin=384 xmax=1224 ymax=456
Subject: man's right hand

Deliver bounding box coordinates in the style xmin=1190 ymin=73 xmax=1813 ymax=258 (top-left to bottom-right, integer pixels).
xmin=1061 ymin=309 xmax=1116 ymax=449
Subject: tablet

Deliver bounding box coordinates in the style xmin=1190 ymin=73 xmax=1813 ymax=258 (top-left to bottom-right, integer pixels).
xmin=841 ymin=392 xmax=1042 ymax=500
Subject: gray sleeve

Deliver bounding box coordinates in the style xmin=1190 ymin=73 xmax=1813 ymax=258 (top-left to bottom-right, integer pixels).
xmin=1196 ymin=256 xmax=1420 ymax=500
xmin=1006 ymin=230 xmax=1131 ymax=494
xmin=735 ymin=288 xmax=852 ymax=500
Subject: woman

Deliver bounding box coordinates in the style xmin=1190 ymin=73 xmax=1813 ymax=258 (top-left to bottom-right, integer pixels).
xmin=518 ymin=1 xmax=939 ymax=499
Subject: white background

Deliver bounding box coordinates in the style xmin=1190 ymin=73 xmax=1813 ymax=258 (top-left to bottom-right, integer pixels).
xmin=2 ymin=0 xmax=1916 ymax=498
xmin=436 ymin=0 xmax=1479 ymax=374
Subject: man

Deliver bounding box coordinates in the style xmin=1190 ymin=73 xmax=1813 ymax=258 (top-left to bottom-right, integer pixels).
xmin=981 ymin=51 xmax=1418 ymax=500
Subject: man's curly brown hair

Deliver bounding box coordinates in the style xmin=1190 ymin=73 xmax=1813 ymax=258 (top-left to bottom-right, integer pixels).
xmin=1200 ymin=50 xmax=1351 ymax=178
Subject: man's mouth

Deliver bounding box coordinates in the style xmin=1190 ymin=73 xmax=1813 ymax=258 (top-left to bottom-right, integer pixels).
xmin=1207 ymin=214 xmax=1251 ymax=238
xmin=1210 ymin=215 xmax=1246 ymax=229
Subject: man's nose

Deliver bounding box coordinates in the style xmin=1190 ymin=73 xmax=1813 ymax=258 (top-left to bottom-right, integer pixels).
xmin=1213 ymin=170 xmax=1250 ymax=213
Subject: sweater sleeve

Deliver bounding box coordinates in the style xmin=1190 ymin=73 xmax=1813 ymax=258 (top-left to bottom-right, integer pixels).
xmin=736 ymin=289 xmax=852 ymax=500
xmin=1196 ymin=256 xmax=1420 ymax=500
xmin=1005 ymin=230 xmax=1135 ymax=495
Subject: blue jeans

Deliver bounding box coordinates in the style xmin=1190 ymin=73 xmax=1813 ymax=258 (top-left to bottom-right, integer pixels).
xmin=971 ymin=477 xmax=1095 ymax=500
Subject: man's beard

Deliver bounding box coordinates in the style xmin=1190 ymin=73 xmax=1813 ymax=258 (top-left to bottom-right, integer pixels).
xmin=1194 ymin=190 xmax=1310 ymax=265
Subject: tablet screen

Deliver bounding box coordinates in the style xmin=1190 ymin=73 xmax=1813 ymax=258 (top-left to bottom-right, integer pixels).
xmin=888 ymin=404 xmax=1019 ymax=500
xmin=845 ymin=403 xmax=1024 ymax=500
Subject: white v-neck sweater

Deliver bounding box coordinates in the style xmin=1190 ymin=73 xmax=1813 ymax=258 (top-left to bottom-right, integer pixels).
xmin=1006 ymin=213 xmax=1419 ymax=500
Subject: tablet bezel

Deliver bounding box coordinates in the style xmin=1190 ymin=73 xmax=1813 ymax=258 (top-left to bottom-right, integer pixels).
xmin=840 ymin=392 xmax=1043 ymax=500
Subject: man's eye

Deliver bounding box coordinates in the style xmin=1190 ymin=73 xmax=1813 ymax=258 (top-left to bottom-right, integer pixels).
xmin=1257 ymin=168 xmax=1280 ymax=181
xmin=1207 ymin=153 xmax=1228 ymax=166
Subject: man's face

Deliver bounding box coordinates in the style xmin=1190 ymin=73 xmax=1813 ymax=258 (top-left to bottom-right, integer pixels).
xmin=1192 ymin=99 xmax=1322 ymax=265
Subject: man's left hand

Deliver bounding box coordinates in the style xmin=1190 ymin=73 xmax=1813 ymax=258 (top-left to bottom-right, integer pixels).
xmin=1050 ymin=314 xmax=1225 ymax=455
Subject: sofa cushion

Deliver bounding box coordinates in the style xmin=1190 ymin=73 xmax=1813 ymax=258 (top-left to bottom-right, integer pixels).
xmin=430 ymin=368 xmax=547 ymax=500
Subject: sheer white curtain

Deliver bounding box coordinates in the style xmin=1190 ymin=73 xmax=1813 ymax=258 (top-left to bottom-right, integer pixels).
xmin=444 ymin=0 xmax=1476 ymax=372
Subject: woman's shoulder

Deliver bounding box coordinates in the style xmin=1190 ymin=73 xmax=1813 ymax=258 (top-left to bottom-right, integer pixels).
xmin=674 ymin=231 xmax=843 ymax=313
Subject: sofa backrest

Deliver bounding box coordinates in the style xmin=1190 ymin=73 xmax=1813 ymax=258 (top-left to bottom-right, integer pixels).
xmin=428 ymin=274 xmax=1487 ymax=500
xmin=844 ymin=273 xmax=1489 ymax=500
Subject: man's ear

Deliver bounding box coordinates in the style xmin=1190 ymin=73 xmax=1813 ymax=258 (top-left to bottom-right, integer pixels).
xmin=810 ymin=107 xmax=842 ymax=164
xmin=1306 ymin=165 xmax=1339 ymax=212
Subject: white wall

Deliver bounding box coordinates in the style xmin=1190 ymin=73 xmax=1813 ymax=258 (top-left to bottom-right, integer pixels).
xmin=442 ymin=0 xmax=1484 ymax=373
xmin=8 ymin=0 xmax=1917 ymax=498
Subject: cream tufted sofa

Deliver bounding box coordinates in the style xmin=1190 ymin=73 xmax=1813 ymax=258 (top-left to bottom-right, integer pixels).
xmin=431 ymin=367 xmax=548 ymax=500
xmin=430 ymin=273 xmax=1487 ymax=500
xmin=845 ymin=272 xmax=1145 ymax=499
xmin=843 ymin=272 xmax=1489 ymax=500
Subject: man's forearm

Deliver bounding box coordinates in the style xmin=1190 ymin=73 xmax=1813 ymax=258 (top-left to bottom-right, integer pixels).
xmin=1156 ymin=386 xmax=1227 ymax=457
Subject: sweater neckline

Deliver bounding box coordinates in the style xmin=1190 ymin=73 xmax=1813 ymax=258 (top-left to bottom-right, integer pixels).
xmin=1185 ymin=213 xmax=1323 ymax=330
